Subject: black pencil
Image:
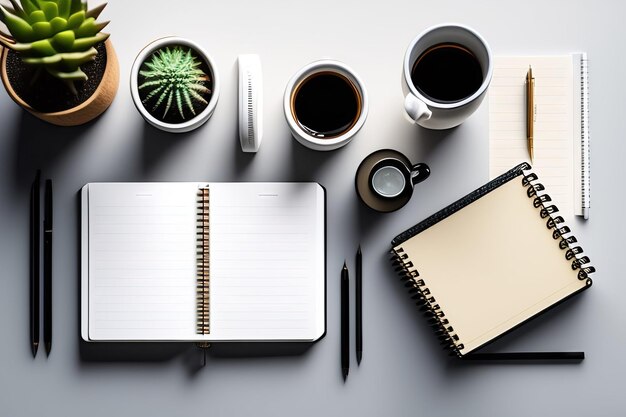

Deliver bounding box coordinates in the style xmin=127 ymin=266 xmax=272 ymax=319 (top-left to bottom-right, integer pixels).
xmin=30 ymin=170 xmax=41 ymax=358
xmin=356 ymin=245 xmax=362 ymax=365
xmin=341 ymin=261 xmax=349 ymax=380
xmin=43 ymin=179 xmax=53 ymax=356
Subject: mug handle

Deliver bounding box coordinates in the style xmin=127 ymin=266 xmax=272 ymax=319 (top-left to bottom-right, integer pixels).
xmin=404 ymin=94 xmax=432 ymax=124
xmin=410 ymin=163 xmax=431 ymax=185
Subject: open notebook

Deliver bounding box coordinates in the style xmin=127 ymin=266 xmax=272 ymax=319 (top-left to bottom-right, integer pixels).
xmin=489 ymin=53 xmax=590 ymax=220
xmin=81 ymin=182 xmax=326 ymax=342
xmin=390 ymin=163 xmax=594 ymax=357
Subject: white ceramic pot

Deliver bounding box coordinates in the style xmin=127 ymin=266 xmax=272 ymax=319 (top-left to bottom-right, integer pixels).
xmin=130 ymin=37 xmax=220 ymax=133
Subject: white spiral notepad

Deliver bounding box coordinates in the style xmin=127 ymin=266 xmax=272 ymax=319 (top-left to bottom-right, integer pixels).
xmin=80 ymin=182 xmax=326 ymax=342
xmin=489 ymin=53 xmax=590 ymax=220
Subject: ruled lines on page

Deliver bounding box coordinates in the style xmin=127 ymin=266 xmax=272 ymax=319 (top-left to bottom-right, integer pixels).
xmin=88 ymin=183 xmax=199 ymax=340
xmin=489 ymin=56 xmax=575 ymax=219
xmin=208 ymin=183 xmax=324 ymax=341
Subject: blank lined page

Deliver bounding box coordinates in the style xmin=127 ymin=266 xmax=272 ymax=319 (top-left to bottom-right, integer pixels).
xmin=87 ymin=183 xmax=199 ymax=340
xmin=208 ymin=183 xmax=325 ymax=341
xmin=489 ymin=56 xmax=575 ymax=219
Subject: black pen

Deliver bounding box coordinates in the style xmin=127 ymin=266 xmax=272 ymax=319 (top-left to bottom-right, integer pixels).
xmin=464 ymin=352 xmax=585 ymax=361
xmin=341 ymin=261 xmax=349 ymax=380
xmin=30 ymin=170 xmax=41 ymax=358
xmin=43 ymin=179 xmax=53 ymax=356
xmin=356 ymin=246 xmax=362 ymax=365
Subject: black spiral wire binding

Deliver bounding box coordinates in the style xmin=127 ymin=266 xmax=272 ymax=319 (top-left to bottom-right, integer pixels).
xmin=520 ymin=166 xmax=595 ymax=282
xmin=197 ymin=187 xmax=210 ymax=335
xmin=390 ymin=248 xmax=463 ymax=357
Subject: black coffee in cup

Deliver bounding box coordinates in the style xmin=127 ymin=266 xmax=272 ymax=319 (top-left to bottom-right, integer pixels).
xmin=411 ymin=43 xmax=483 ymax=103
xmin=292 ymin=71 xmax=361 ymax=139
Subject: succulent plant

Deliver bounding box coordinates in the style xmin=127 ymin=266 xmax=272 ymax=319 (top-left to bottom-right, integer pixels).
xmin=138 ymin=46 xmax=211 ymax=121
xmin=0 ymin=0 xmax=109 ymax=94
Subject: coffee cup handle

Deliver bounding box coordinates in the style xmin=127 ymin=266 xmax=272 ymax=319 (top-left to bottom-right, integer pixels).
xmin=410 ymin=163 xmax=431 ymax=185
xmin=404 ymin=94 xmax=432 ymax=124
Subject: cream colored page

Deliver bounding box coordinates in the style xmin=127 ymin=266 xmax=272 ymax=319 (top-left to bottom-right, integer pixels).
xmin=88 ymin=183 xmax=200 ymax=340
xmin=208 ymin=183 xmax=325 ymax=341
xmin=396 ymin=178 xmax=587 ymax=354
xmin=489 ymin=56 xmax=575 ymax=219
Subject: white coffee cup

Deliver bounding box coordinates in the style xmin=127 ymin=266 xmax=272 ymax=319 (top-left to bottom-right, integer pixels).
xmin=402 ymin=23 xmax=492 ymax=130
xmin=284 ymin=60 xmax=368 ymax=151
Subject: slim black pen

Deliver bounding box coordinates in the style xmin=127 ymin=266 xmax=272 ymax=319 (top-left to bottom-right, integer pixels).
xmin=341 ymin=261 xmax=349 ymax=380
xmin=43 ymin=179 xmax=52 ymax=356
xmin=356 ymin=246 xmax=362 ymax=365
xmin=464 ymin=352 xmax=585 ymax=361
xmin=30 ymin=170 xmax=41 ymax=358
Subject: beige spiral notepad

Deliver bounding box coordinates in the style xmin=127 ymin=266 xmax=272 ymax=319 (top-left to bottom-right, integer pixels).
xmin=80 ymin=182 xmax=326 ymax=342
xmin=391 ymin=164 xmax=594 ymax=356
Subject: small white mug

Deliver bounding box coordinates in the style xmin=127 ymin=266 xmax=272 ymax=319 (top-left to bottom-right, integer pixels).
xmin=402 ymin=23 xmax=493 ymax=130
xmin=284 ymin=60 xmax=368 ymax=151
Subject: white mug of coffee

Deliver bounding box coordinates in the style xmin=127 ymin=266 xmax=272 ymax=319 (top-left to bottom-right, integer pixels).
xmin=402 ymin=23 xmax=493 ymax=130
xmin=284 ymin=60 xmax=368 ymax=151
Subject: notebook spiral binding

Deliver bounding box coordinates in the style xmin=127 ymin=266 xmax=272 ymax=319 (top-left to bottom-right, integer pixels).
xmin=197 ymin=187 xmax=210 ymax=335
xmin=389 ymin=163 xmax=595 ymax=357
xmin=389 ymin=248 xmax=464 ymax=356
xmin=520 ymin=164 xmax=595 ymax=282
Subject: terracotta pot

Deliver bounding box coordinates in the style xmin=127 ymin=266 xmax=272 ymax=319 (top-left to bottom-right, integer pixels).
xmin=0 ymin=39 xmax=120 ymax=127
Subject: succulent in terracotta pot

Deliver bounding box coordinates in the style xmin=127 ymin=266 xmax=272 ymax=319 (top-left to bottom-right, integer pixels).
xmin=0 ymin=0 xmax=119 ymax=126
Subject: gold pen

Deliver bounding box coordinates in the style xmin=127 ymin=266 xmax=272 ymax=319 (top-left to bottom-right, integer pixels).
xmin=526 ymin=66 xmax=535 ymax=163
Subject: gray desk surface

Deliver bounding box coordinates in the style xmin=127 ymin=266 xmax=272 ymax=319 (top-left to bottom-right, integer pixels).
xmin=0 ymin=0 xmax=623 ymax=415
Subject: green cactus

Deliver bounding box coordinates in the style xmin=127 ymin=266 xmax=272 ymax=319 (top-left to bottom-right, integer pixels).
xmin=0 ymin=0 xmax=110 ymax=94
xmin=138 ymin=46 xmax=211 ymax=121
